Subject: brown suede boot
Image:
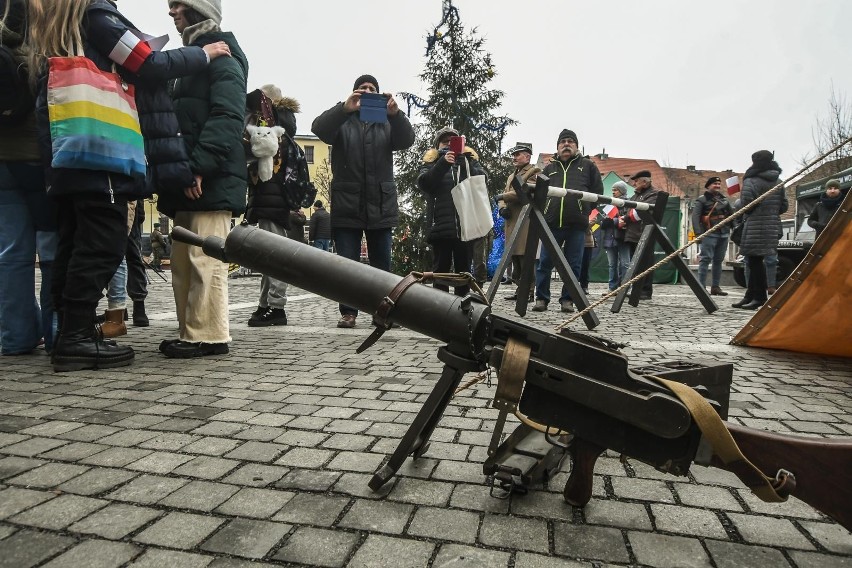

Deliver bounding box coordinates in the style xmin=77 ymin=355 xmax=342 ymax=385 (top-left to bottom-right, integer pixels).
xmin=100 ymin=308 xmax=127 ymax=338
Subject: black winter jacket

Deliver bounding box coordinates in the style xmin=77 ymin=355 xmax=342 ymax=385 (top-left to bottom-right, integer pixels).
xmin=309 ymin=207 xmax=332 ymax=241
xmin=311 ymin=103 xmax=414 ymax=230
xmin=738 ymin=168 xmax=788 ymax=257
xmin=157 ymin=28 xmax=248 ymax=218
xmin=34 ymin=0 xmax=208 ymax=200
xmin=542 ymin=155 xmax=603 ymax=229
xmin=807 ymin=191 xmax=844 ymax=237
xmin=418 ymin=147 xmax=486 ymax=242
xmin=623 ymin=186 xmax=663 ymax=244
xmin=691 ymin=191 xmax=733 ymax=236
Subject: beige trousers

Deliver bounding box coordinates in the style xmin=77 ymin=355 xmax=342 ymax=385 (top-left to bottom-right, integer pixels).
xmin=171 ymin=211 xmax=231 ymax=343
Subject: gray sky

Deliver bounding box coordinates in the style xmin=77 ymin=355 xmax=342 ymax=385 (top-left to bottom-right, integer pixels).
xmin=122 ymin=0 xmax=852 ymax=174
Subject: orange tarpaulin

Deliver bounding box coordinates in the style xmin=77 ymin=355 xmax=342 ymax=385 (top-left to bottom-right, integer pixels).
xmin=732 ymin=190 xmax=852 ymax=358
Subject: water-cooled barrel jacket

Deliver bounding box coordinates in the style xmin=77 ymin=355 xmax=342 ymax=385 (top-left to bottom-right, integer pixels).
xmin=542 ymin=155 xmax=604 ymax=229
xmin=0 ymin=0 xmax=40 ymax=161
xmin=498 ymin=163 xmax=537 ymax=252
xmin=738 ymin=168 xmax=788 ymax=257
xmin=623 ymin=186 xmax=663 ymax=243
xmin=807 ymin=191 xmax=844 ymax=236
xmin=309 ymin=207 xmax=332 ymax=241
xmin=417 ymin=147 xmax=485 ymax=243
xmin=311 ymin=102 xmax=415 ymax=230
xmin=691 ymin=191 xmax=733 ymax=236
xmin=32 ymin=0 xmax=208 ymax=200
xmin=157 ymin=30 xmax=248 ymax=218
xmin=245 ymin=97 xmax=301 ymax=226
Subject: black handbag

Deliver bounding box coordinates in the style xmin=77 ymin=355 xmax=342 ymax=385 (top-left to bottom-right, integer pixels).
xmin=730 ymin=221 xmax=744 ymax=245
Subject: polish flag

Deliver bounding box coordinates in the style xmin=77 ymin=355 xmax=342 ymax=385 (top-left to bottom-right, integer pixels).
xmin=726 ymin=175 xmax=741 ymax=196
xmin=108 ymin=31 xmax=152 ymax=74
xmin=589 ymin=204 xmax=619 ymax=222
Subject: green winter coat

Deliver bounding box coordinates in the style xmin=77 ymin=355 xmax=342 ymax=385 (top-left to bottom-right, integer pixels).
xmin=157 ymin=30 xmax=248 ymax=218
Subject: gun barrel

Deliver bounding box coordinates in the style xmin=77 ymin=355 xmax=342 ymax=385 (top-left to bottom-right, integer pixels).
xmin=175 ymin=224 xmax=490 ymax=353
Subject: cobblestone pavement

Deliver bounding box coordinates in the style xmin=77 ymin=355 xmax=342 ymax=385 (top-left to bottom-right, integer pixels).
xmin=1 ymin=272 xmax=850 ymax=568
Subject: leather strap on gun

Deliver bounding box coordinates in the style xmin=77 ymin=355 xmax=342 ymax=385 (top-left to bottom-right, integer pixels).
xmin=700 ymin=202 xmax=718 ymax=231
xmin=651 ymin=376 xmax=792 ymax=502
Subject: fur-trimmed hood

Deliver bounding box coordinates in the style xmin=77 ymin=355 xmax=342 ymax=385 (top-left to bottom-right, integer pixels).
xmin=422 ymin=146 xmax=479 ymax=163
xmin=272 ymin=96 xmax=300 ymax=114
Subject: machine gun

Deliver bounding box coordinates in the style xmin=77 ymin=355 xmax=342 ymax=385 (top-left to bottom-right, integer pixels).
xmin=172 ymin=224 xmax=852 ymax=531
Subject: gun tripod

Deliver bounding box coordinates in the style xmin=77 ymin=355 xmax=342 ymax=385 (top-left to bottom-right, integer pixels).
xmin=485 ymin=174 xmax=600 ymax=330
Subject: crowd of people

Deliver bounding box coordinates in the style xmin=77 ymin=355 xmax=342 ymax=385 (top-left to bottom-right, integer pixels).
xmin=1 ymin=0 xmax=846 ymax=373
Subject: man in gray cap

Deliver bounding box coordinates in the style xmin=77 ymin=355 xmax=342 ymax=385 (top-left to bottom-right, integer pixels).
xmin=312 ymin=75 xmax=415 ymax=328
xmin=497 ymin=143 xmax=537 ymax=301
xmin=622 ymin=170 xmax=661 ymax=300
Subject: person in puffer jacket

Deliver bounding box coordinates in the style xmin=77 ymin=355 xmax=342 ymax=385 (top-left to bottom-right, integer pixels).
xmin=418 ymin=127 xmax=486 ymax=297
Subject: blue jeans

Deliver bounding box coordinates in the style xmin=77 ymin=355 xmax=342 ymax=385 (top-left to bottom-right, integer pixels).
xmin=106 ymin=258 xmax=128 ymax=310
xmin=535 ymin=226 xmax=585 ymax=304
xmin=313 ymin=238 xmax=331 ymax=251
xmin=333 ymin=228 xmax=393 ymax=316
xmin=697 ymin=232 xmax=729 ymax=288
xmin=604 ymin=242 xmax=631 ymax=290
xmin=0 ymin=162 xmax=58 ymax=354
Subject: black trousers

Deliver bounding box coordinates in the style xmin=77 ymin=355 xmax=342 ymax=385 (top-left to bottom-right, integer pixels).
xmin=431 ymin=238 xmax=472 ymax=296
xmin=52 ymin=194 xmax=129 ymax=317
xmin=745 ymin=255 xmax=767 ymax=302
xmin=126 ymin=216 xmax=148 ymax=301
xmin=627 ymin=241 xmax=654 ymax=296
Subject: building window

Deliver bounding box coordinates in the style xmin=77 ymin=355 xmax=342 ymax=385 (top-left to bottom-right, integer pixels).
xmin=305 ymin=145 xmax=314 ymax=164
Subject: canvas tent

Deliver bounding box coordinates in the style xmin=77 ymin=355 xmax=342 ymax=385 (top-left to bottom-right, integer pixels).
xmin=731 ymin=186 xmax=851 ymax=357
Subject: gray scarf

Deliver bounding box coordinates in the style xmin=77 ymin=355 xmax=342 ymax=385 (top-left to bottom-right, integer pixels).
xmin=181 ymin=19 xmax=220 ymax=46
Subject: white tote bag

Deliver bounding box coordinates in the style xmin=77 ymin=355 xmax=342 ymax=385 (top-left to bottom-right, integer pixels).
xmin=450 ymin=157 xmax=493 ymax=242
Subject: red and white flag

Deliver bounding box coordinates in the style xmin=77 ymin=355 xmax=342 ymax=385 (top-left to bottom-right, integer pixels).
xmin=589 ymin=204 xmax=619 ymax=222
xmin=726 ymin=175 xmax=741 ymax=196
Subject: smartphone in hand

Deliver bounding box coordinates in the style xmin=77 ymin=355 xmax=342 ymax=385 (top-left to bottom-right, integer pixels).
xmin=360 ymin=93 xmax=388 ymax=123
xmin=449 ymin=135 xmax=466 ymax=155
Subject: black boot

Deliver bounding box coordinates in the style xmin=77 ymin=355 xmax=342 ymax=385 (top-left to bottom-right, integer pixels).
xmin=133 ymin=300 xmax=149 ymax=327
xmin=731 ymin=295 xmax=753 ymax=308
xmin=52 ymin=310 xmax=134 ymax=372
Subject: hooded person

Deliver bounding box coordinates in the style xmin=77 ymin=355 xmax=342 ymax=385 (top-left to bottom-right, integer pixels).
xmin=311 ymin=74 xmax=415 ymax=328
xmin=158 ymin=0 xmax=249 ymax=357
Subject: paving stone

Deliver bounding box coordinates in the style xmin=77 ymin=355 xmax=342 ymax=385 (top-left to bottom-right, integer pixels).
xmin=553 ymin=523 xmax=629 ymax=563
xmin=222 ymin=463 xmax=289 ymax=487
xmin=705 ymin=539 xmax=792 ymax=568
xmin=433 ymin=544 xmax=511 ymax=568
xmin=96 ymin=429 xmax=160 ymax=447
xmin=129 ymin=549 xmax=213 ymax=568
xmin=273 ymin=429 xmax=328 ymax=447
xmin=137 ymin=432 xmax=198 ymax=451
xmin=207 ymin=558 xmax=278 ymax=568
xmin=172 ymin=456 xmax=240 ymax=479
xmin=510 ymin=489 xmax=574 ymax=522
xmin=0 ymin=487 xmax=55 ymax=519
xmin=223 ymin=441 xmax=285 ymax=462
xmin=628 ymin=532 xmax=712 ymax=568
xmin=19 ymin=420 xmax=84 ymax=437
xmin=81 ymin=447 xmax=153 ymax=468
xmin=0 ymin=456 xmax=44 ymax=480
xmin=272 ymin=526 xmax=359 ymax=567
xmin=321 ymin=433 xmax=375 ymax=451
xmin=182 ymin=436 xmax=242 ymax=456
xmin=431 ymin=460 xmax=484 ymax=484
xmin=272 ymin=492 xmax=349 ymax=526
xmin=158 ymin=480 xmax=240 ymax=512
xmin=514 ymin=553 xmax=590 ymax=568
xmin=192 ymin=421 xmax=247 ymax=436
xmin=107 ymin=474 xmax=188 ymax=505
xmin=41 ymin=539 xmax=140 ymax=568
xmin=650 ymin=504 xmax=728 ymax=539
xmin=38 ymin=441 xmax=110 ymax=462
xmin=610 ymin=477 xmax=675 ymax=503
xmin=6 ymin=462 xmax=89 ymax=488
xmin=274 ymin=468 xmax=341 ymax=491
xmin=0 ymin=529 xmax=75 ymax=568
xmin=348 ymin=534 xmax=435 ymax=568
xmin=215 ymin=487 xmax=294 ymax=518
xmin=387 ymin=477 xmax=453 ymax=506
xmin=727 ymin=512 xmax=814 ymax=549
xmin=788 ymin=551 xmax=852 ymax=568
xmin=0 ymin=525 xmax=16 ymax=541
xmin=275 ymin=447 xmax=334 ymax=468
xmin=0 ymin=432 xmax=28 ymax=447
xmin=57 ymin=424 xmax=120 ymax=442
xmin=126 ymin=451 xmax=195 ymax=474
xmin=583 ymin=499 xmax=652 ymax=530
xmin=2 ymin=436 xmax=68 ymax=457
xmin=449 ymin=483 xmax=510 ymax=514
xmin=479 ymin=514 xmax=549 ymax=553
xmin=338 ymin=499 xmax=413 ymax=535
xmin=10 ymin=493 xmax=107 ymax=529
xmin=326 ymin=450 xmax=386 ymax=472
xmin=200 ymin=518 xmax=291 ymax=559
xmin=672 ymin=483 xmax=743 ymax=512
xmin=407 ymin=506 xmax=479 ymax=543
xmin=57 ymin=467 xmax=137 ymax=496
xmin=69 ymin=503 xmax=162 ymax=539
xmin=800 ymin=521 xmax=852 ymax=554
xmin=133 ymin=511 xmax=225 ymax=549
xmin=737 ymin=491 xmax=826 ymax=520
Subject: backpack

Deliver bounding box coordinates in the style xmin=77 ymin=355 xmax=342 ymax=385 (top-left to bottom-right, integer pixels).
xmin=0 ymin=44 xmax=34 ymax=127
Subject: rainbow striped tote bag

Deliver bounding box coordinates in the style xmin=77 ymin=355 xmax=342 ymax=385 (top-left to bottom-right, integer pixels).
xmin=47 ymin=56 xmax=146 ymax=179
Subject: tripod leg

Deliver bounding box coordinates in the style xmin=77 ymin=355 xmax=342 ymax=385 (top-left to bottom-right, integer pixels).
xmin=513 ymin=230 xmax=539 ymax=317
xmin=486 ymin=205 xmax=532 ymax=304
xmin=369 ymin=361 xmax=466 ymax=490
xmin=612 ymin=225 xmax=655 ymax=312
xmin=652 ymin=228 xmax=718 ymax=313
xmin=531 ymin=209 xmax=599 ymax=329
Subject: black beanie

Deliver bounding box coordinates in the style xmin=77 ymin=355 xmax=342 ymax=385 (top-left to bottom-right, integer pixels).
xmin=751 ymin=150 xmax=774 ymax=166
xmin=353 ymin=74 xmax=379 ymax=92
xmin=557 ymin=129 xmax=578 ymax=146
xmin=705 ymin=176 xmax=721 ymax=188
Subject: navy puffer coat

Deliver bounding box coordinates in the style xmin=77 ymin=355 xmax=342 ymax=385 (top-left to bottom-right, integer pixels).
xmin=738 ymin=168 xmax=788 ymax=257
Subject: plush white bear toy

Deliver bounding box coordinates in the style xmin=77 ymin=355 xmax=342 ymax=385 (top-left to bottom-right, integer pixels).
xmin=246 ymin=124 xmax=286 ymax=182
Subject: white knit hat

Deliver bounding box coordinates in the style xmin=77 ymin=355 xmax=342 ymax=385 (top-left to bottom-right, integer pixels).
xmin=171 ymin=0 xmax=222 ymax=25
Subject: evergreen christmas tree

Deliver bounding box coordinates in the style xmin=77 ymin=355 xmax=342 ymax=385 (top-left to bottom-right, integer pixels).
xmin=392 ymin=2 xmax=516 ymax=274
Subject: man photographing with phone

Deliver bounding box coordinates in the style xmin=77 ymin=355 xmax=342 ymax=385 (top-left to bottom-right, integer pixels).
xmin=312 ymin=75 xmax=415 ymax=329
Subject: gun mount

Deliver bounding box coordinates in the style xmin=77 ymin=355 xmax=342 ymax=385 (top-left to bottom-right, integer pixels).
xmin=172 ymin=223 xmax=852 ymax=531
